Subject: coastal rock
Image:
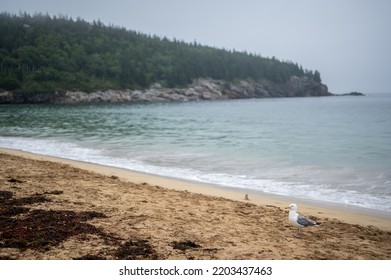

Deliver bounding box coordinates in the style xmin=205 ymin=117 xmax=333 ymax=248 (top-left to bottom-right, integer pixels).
xmin=0 ymin=91 xmax=13 ymax=103
xmin=0 ymin=76 xmax=332 ymax=104
xmin=340 ymin=91 xmax=365 ymax=96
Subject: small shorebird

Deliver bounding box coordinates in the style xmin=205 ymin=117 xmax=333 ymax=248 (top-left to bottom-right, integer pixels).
xmin=287 ymin=203 xmax=320 ymax=237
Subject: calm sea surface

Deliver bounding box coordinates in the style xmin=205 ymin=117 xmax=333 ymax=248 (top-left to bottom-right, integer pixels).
xmin=1 ymin=94 xmax=390 ymax=213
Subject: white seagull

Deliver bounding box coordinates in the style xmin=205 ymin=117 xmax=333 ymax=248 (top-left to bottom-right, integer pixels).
xmin=287 ymin=203 xmax=320 ymax=237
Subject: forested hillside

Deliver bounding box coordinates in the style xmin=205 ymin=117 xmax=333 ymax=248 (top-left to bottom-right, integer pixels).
xmin=0 ymin=13 xmax=322 ymax=94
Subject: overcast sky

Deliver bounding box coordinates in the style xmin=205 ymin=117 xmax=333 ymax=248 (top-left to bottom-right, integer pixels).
xmin=1 ymin=0 xmax=390 ymax=93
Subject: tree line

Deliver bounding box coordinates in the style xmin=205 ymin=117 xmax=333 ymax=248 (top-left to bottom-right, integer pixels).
xmin=0 ymin=12 xmax=322 ymax=94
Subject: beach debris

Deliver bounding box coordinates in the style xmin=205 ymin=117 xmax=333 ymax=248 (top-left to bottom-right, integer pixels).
xmin=43 ymin=190 xmax=64 ymax=195
xmin=115 ymin=239 xmax=159 ymax=260
xmin=0 ymin=190 xmax=13 ymax=201
xmin=0 ymin=206 xmax=29 ymax=216
xmin=0 ymin=208 xmax=108 ymax=250
xmin=0 ymin=190 xmax=50 ymax=206
xmin=0 ymin=189 xmax=161 ymax=259
xmin=12 ymin=194 xmax=50 ymax=206
xmin=7 ymin=178 xmax=24 ymax=183
xmin=171 ymin=240 xmax=201 ymax=251
xmin=0 ymin=190 xmax=109 ymax=251
xmin=287 ymin=203 xmax=320 ymax=237
xmin=73 ymin=254 xmax=107 ymax=260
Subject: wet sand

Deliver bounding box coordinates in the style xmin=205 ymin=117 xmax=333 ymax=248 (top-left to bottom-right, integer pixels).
xmin=1 ymin=148 xmax=391 ymax=260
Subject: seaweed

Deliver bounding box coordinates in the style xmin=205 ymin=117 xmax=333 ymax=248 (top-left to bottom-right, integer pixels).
xmin=73 ymin=254 xmax=107 ymax=260
xmin=171 ymin=240 xmax=202 ymax=251
xmin=0 ymin=190 xmax=108 ymax=251
xmin=115 ymin=239 xmax=159 ymax=260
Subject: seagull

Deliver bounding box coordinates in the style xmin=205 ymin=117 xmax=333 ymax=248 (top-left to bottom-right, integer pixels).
xmin=287 ymin=203 xmax=320 ymax=237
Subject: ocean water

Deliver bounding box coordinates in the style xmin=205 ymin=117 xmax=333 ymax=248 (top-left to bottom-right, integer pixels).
xmin=1 ymin=94 xmax=391 ymax=213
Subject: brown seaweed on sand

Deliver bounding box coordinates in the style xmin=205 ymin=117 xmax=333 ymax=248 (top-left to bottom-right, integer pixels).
xmin=0 ymin=190 xmax=108 ymax=251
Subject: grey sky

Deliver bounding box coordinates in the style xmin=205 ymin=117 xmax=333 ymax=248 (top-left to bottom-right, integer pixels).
xmin=1 ymin=0 xmax=390 ymax=93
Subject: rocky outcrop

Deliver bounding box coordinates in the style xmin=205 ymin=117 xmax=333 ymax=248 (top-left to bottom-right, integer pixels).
xmin=0 ymin=76 xmax=331 ymax=104
xmin=337 ymin=91 xmax=365 ymax=96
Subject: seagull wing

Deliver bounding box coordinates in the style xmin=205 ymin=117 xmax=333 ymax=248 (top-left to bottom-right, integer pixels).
xmin=297 ymin=214 xmax=318 ymax=227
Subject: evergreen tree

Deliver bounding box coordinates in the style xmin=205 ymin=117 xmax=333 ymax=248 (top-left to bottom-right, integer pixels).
xmin=313 ymin=70 xmax=321 ymax=83
xmin=0 ymin=12 xmax=322 ymax=94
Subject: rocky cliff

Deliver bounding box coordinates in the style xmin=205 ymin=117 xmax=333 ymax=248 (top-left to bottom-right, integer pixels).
xmin=0 ymin=76 xmax=331 ymax=104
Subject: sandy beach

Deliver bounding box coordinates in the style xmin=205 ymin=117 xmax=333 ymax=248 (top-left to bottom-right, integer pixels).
xmin=1 ymin=148 xmax=391 ymax=260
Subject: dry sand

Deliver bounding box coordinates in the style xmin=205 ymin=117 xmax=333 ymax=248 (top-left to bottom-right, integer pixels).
xmin=1 ymin=148 xmax=391 ymax=260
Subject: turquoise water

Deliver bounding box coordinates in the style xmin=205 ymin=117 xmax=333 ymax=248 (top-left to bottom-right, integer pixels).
xmin=1 ymin=94 xmax=391 ymax=213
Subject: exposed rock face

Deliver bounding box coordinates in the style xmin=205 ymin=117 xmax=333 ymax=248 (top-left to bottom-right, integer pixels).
xmin=0 ymin=76 xmax=331 ymax=104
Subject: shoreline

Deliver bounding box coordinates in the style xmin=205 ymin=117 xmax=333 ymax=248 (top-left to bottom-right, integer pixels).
xmin=2 ymin=147 xmax=391 ymax=259
xmin=1 ymin=147 xmax=391 ymax=231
